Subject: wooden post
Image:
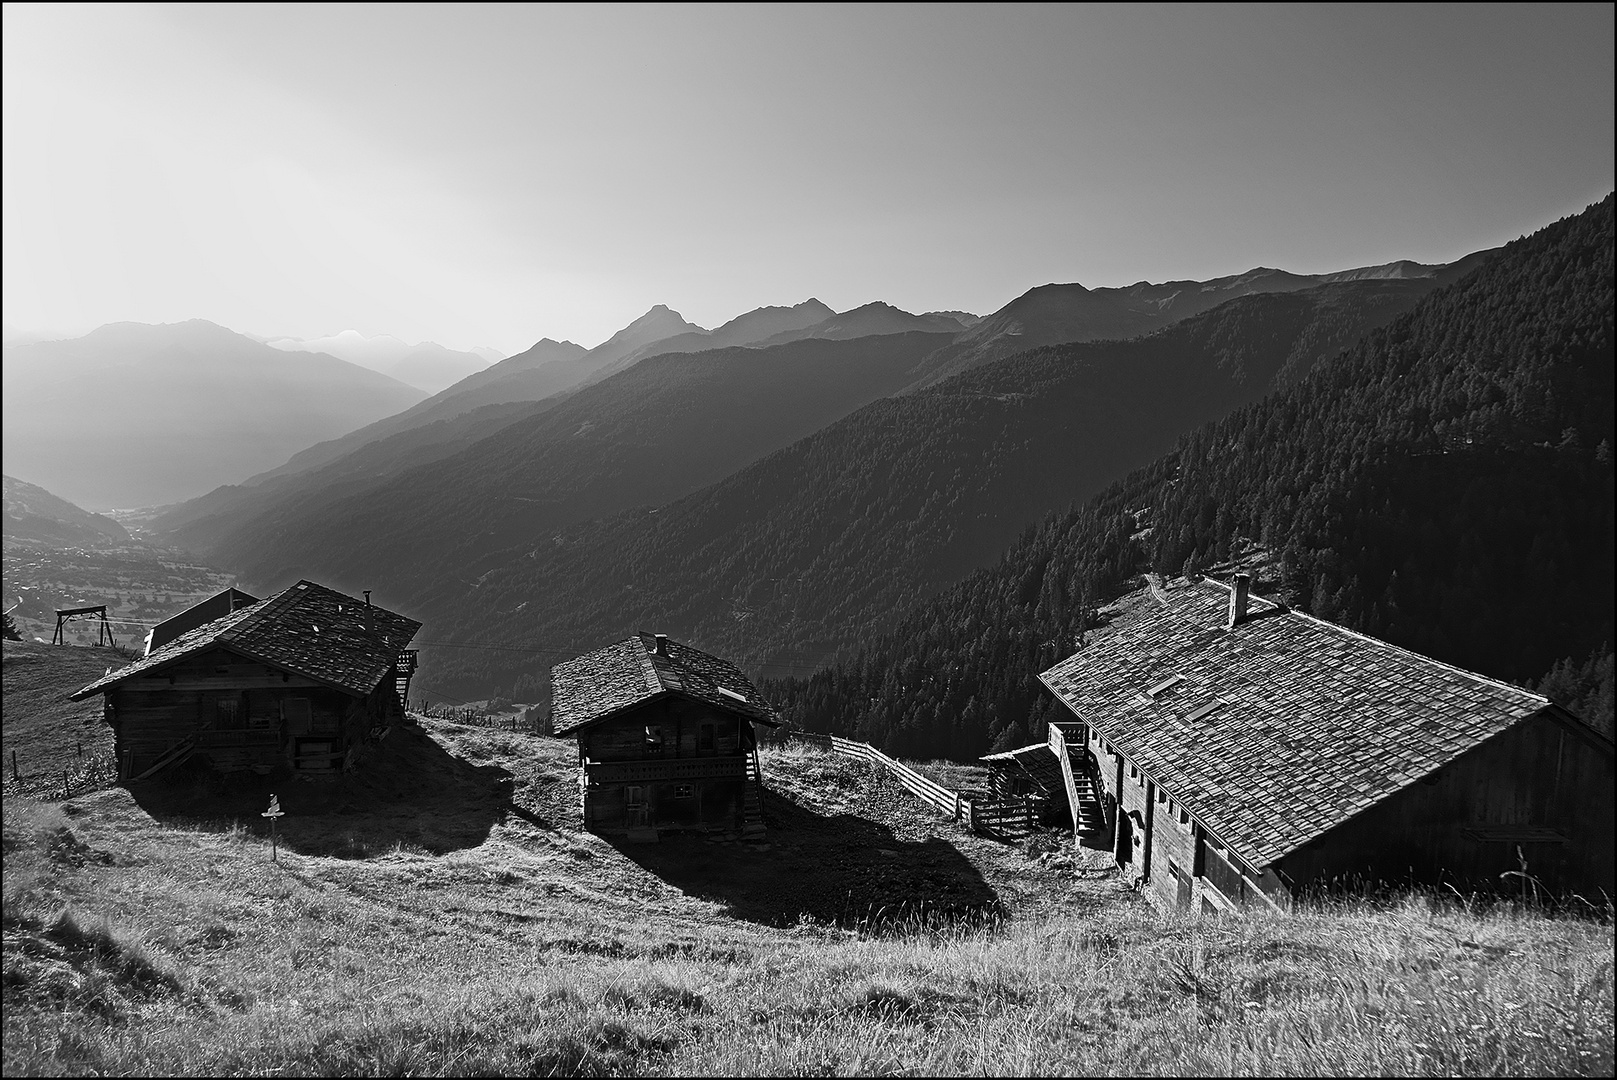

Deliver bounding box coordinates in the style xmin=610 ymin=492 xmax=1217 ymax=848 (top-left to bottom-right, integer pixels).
xmin=10 ymin=749 xmax=17 ymax=780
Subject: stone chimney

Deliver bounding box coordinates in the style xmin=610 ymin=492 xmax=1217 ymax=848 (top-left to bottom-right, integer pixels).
xmin=1227 ymin=573 xmax=1251 ymax=629
xmin=654 ymin=633 xmax=669 ymax=656
xmin=363 ymin=590 xmax=375 ymax=637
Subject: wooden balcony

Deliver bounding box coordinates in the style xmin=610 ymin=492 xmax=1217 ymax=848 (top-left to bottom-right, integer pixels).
xmin=585 ymin=756 xmax=747 ymax=784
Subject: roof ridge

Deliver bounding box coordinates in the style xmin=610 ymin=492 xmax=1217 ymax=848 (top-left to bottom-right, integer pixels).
xmin=1189 ymin=576 xmax=1547 ymax=706
xmin=632 ymin=635 xmax=666 ymax=695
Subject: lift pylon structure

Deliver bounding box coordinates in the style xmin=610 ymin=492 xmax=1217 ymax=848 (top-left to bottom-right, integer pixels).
xmin=52 ymin=605 xmax=115 ymax=646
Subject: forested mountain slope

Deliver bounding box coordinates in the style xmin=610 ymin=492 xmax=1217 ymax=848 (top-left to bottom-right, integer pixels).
xmin=198 ymin=332 xmax=956 ymax=601
xmin=406 ymin=274 xmax=1445 ymax=696
xmin=768 ymin=195 xmax=1615 ymax=759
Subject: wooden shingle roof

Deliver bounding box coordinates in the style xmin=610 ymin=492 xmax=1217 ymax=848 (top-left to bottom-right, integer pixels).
xmin=551 ymin=632 xmax=778 ymax=736
xmin=1039 ymin=577 xmax=1551 ymax=871
xmin=71 ymin=581 xmax=420 ymax=700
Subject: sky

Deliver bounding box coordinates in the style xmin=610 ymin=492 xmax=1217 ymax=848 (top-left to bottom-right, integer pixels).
xmin=3 ymin=3 xmax=1613 ymax=355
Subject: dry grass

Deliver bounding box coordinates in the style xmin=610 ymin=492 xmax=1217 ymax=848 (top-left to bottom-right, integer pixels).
xmin=2 ymin=664 xmax=1612 ymax=1076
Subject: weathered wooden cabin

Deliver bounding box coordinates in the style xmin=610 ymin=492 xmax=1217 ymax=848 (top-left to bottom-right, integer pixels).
xmin=1039 ymin=574 xmax=1615 ymax=911
xmin=72 ymin=580 xmax=421 ymax=780
xmin=551 ymin=632 xmax=779 ymax=840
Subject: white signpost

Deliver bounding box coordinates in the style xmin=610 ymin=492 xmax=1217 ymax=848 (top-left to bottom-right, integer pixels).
xmin=262 ymin=794 xmax=285 ymax=861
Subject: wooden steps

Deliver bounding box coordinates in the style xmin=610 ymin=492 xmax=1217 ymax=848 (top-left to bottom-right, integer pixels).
xmin=1070 ymin=771 xmax=1107 ymax=839
xmin=741 ymin=747 xmax=766 ymax=838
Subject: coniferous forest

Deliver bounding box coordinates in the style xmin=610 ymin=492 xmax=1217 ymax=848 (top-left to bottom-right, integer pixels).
xmin=765 ymin=195 xmax=1615 ymax=756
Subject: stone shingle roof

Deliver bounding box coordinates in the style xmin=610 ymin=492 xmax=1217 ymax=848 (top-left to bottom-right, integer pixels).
xmin=1039 ymin=577 xmax=1551 ymax=871
xmin=71 ymin=580 xmax=420 ymax=700
xmin=551 ymin=632 xmax=778 ymax=736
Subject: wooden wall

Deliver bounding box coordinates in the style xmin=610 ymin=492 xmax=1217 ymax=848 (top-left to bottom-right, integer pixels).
xmin=106 ymin=647 xmax=368 ymax=777
xmin=1278 ymin=712 xmax=1615 ymax=897
xmin=579 ymin=700 xmax=748 ymax=763
xmin=577 ymin=700 xmax=756 ymax=835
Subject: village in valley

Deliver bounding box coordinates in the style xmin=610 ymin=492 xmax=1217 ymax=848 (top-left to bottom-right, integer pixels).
xmin=4 ymin=4 xmax=1614 ymax=1077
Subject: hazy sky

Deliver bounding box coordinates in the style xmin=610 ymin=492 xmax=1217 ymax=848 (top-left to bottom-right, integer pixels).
xmin=4 ymin=3 xmax=1612 ymax=354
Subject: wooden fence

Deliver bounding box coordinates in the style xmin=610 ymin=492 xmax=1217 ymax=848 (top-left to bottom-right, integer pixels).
xmin=785 ymin=731 xmax=1038 ymax=839
xmin=413 ymin=703 xmax=545 ymax=734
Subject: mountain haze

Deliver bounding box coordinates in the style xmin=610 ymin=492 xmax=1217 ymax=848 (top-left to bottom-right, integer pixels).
xmin=266 ymin=331 xmax=499 ymax=394
xmin=0 ymin=321 xmax=426 ymax=509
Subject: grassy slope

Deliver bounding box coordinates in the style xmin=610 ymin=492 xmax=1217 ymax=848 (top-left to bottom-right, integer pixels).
xmin=3 ymin=649 xmax=1613 ymax=1076
xmin=2 ymin=642 xmax=122 ymax=798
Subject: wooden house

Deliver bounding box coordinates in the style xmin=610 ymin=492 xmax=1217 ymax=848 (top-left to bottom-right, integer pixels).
xmin=1039 ymin=574 xmax=1614 ymax=911
xmin=551 ymin=632 xmax=779 ymax=840
xmin=72 ymin=580 xmax=421 ymax=780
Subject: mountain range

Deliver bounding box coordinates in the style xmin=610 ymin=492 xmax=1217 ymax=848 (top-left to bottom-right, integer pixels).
xmin=372 ymin=273 xmax=1462 ymax=695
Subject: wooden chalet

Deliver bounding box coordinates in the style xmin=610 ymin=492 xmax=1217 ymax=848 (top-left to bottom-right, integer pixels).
xmin=71 ymin=581 xmax=421 ymax=780
xmin=551 ymin=632 xmax=779 ymax=840
xmin=1039 ymin=574 xmax=1614 ymax=911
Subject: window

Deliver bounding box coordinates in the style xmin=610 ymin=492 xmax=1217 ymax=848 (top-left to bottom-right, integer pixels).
xmin=673 ymin=784 xmax=694 ymax=799
xmin=644 ymin=725 xmax=664 ymax=754
xmin=1179 ymin=807 xmax=1190 ymax=826
xmin=697 ymin=723 xmax=715 ymax=752
xmin=1146 ymin=674 xmax=1186 ymax=699
xmin=214 ymin=697 xmax=241 ymax=728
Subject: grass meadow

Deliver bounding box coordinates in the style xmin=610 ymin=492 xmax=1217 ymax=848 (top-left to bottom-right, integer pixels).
xmin=3 ymin=642 xmax=1612 ymax=1075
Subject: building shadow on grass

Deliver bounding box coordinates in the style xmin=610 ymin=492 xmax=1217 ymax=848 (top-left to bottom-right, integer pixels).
xmin=605 ymin=786 xmax=1006 ymax=932
xmin=124 ymin=723 xmax=511 ymax=858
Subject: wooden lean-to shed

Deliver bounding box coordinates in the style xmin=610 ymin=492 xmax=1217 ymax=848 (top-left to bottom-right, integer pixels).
xmin=1039 ymin=574 xmax=1614 ymax=911
xmin=72 ymin=580 xmax=421 ymax=780
xmin=551 ymin=632 xmax=779 ymax=840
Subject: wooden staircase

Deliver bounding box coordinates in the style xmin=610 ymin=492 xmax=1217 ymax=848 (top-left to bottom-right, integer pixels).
xmin=131 ymin=736 xmax=196 ymax=780
xmin=1069 ymin=769 xmax=1108 ymax=841
xmin=741 ymin=746 xmax=766 ymax=838
xmin=394 ymin=650 xmax=419 ymax=715
xmin=1048 ymin=720 xmax=1109 ymax=845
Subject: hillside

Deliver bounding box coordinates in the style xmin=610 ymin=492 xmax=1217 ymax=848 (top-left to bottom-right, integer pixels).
xmin=2 ymin=686 xmax=1610 ymax=1075
xmin=405 ymin=275 xmax=1446 ymax=696
xmin=770 ymin=195 xmax=1614 ymax=759
xmin=1 ymin=641 xmax=122 ymax=798
xmin=0 ymin=321 xmax=426 ymax=510
xmin=2 ymin=476 xmax=130 ymax=548
xmin=185 ymin=332 xmax=956 ymax=599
